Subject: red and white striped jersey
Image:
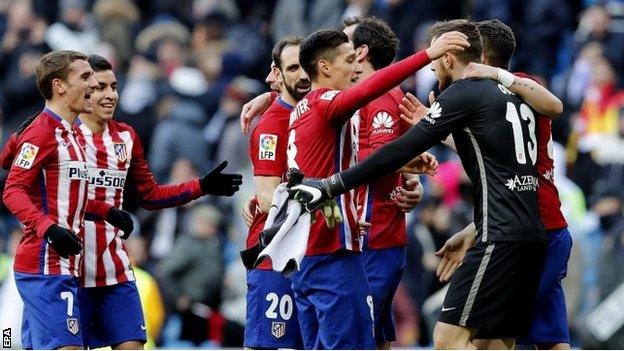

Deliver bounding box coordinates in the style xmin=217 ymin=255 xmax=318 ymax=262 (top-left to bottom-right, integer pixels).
xmin=76 ymin=119 xmax=203 ymax=287
xmin=3 ymin=108 xmax=111 ymax=276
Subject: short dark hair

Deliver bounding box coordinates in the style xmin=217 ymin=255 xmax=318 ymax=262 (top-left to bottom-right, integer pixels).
xmin=299 ymin=29 xmax=349 ymax=80
xmin=36 ymin=50 xmax=88 ymax=100
xmin=350 ymin=16 xmax=399 ymax=70
xmin=87 ymin=54 xmax=113 ymax=72
xmin=476 ymin=19 xmax=516 ymax=69
xmin=429 ymin=19 xmax=482 ymax=65
xmin=271 ymin=36 xmax=304 ymax=70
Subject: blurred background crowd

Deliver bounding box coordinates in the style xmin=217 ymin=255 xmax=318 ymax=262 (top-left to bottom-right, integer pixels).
xmin=1 ymin=0 xmax=624 ymax=348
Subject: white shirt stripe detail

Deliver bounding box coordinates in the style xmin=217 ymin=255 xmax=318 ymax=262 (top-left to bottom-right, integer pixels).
xmin=464 ymin=128 xmax=488 ymax=242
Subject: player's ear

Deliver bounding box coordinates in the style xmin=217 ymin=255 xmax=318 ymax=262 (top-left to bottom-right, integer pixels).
xmin=443 ymin=52 xmax=453 ymax=70
xmin=480 ymin=53 xmax=486 ymax=64
xmin=273 ymin=66 xmax=283 ymax=84
xmin=318 ymin=59 xmax=331 ymax=77
xmin=52 ymin=77 xmax=66 ymax=95
xmin=356 ymin=45 xmax=368 ymax=63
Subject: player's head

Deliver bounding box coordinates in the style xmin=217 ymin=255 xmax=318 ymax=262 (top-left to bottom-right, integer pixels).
xmin=36 ymin=50 xmax=98 ymax=114
xmin=342 ymin=16 xmax=399 ymax=71
xmin=429 ymin=20 xmax=482 ymax=90
xmin=86 ymin=54 xmax=118 ymax=121
xmin=476 ymin=19 xmax=516 ymax=69
xmin=265 ymin=61 xmax=280 ymax=92
xmin=300 ymin=29 xmax=362 ymax=90
xmin=272 ymin=35 xmax=310 ymax=101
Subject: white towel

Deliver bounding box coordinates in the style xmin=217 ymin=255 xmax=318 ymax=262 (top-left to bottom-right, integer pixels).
xmin=256 ymin=183 xmax=310 ymax=275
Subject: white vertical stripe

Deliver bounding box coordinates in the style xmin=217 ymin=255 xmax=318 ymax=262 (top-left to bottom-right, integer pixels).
xmin=43 ymin=245 xmax=50 ymax=275
xmin=55 ymin=129 xmax=72 ymax=275
xmin=338 ymin=123 xmax=353 ymax=250
xmin=102 ymin=128 xmax=120 ymax=285
xmin=82 ymin=129 xmax=98 ymax=287
xmin=464 ymin=128 xmax=489 ymax=242
xmin=68 ymin=131 xmax=87 ymax=275
xmin=459 ymin=243 xmax=495 ymax=326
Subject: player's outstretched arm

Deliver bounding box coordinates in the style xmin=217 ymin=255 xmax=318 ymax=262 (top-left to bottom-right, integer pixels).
xmin=324 ymin=31 xmax=470 ymax=124
xmin=462 ymin=62 xmax=563 ymax=118
xmin=128 ymin=128 xmax=241 ymax=210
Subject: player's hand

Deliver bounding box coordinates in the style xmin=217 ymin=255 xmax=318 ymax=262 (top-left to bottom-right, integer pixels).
xmin=462 ymin=62 xmax=498 ymax=80
xmin=242 ymin=197 xmax=256 ymax=228
xmin=106 ymin=208 xmax=134 ymax=239
xmin=400 ymin=152 xmax=438 ymax=176
xmin=289 ymin=178 xmax=333 ymax=212
xmin=435 ymin=225 xmax=476 ymax=282
xmin=399 ymin=92 xmax=429 ymax=125
xmin=44 ymin=224 xmax=82 ymax=259
xmin=240 ymin=92 xmax=273 ymax=134
xmin=200 ymin=161 xmax=243 ymax=196
xmin=321 ymin=199 xmax=343 ymax=229
xmin=425 ymin=31 xmax=470 ymax=60
xmin=394 ymin=175 xmax=424 ymax=212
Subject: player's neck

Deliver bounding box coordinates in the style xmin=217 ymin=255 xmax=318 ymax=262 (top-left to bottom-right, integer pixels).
xmin=280 ymin=90 xmax=298 ymax=106
xmin=80 ymin=114 xmax=108 ymax=134
xmin=44 ymin=100 xmax=78 ymax=124
xmin=451 ymin=63 xmax=469 ymax=82
xmin=357 ymin=61 xmax=375 ymax=81
xmin=311 ymin=76 xmax=341 ymax=91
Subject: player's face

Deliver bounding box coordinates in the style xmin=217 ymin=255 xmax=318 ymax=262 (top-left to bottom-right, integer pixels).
xmin=62 ymin=59 xmax=98 ymax=114
xmin=430 ymin=37 xmax=453 ymax=91
xmin=329 ymin=42 xmax=362 ymax=90
xmin=277 ymin=45 xmax=310 ymax=101
xmin=266 ymin=61 xmax=280 ymax=92
xmin=90 ymin=69 xmax=118 ymax=121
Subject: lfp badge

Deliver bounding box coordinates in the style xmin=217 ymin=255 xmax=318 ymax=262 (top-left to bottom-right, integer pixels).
xmin=259 ymin=134 xmax=277 ymax=161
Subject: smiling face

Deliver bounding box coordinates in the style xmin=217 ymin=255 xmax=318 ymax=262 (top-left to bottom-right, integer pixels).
xmin=59 ymin=59 xmax=98 ymax=114
xmin=325 ymin=42 xmax=362 ymax=90
xmin=90 ymin=69 xmax=118 ymax=121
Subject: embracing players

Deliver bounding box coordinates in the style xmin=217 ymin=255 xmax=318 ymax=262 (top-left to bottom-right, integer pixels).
xmin=290 ymin=20 xmax=548 ymax=349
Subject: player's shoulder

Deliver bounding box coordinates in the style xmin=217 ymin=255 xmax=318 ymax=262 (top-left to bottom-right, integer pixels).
xmin=251 ymin=99 xmax=291 ymax=138
xmin=18 ymin=112 xmax=56 ymax=141
xmin=309 ymin=88 xmax=340 ymax=102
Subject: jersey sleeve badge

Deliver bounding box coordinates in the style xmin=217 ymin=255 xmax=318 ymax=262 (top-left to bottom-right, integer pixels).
xmin=259 ymin=134 xmax=278 ymax=161
xmin=423 ymin=101 xmax=442 ymax=124
xmin=14 ymin=142 xmax=40 ymax=169
xmin=320 ymin=90 xmax=340 ymax=101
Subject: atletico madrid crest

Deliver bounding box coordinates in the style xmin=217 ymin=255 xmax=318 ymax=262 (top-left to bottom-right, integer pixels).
xmin=271 ymin=321 xmax=286 ymax=339
xmin=114 ymin=142 xmax=127 ymax=162
xmin=66 ymin=317 xmax=79 ymax=335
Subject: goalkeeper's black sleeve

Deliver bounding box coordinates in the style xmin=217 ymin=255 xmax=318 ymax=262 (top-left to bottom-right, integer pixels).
xmin=339 ymin=125 xmax=440 ymax=190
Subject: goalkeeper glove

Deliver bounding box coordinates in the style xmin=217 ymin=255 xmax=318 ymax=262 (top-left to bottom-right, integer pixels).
xmin=288 ymin=173 xmax=346 ymax=212
xmin=200 ymin=161 xmax=243 ymax=196
xmin=44 ymin=224 xmax=82 ymax=259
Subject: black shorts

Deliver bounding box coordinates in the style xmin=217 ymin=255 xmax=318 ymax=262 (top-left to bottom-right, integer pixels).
xmin=438 ymin=240 xmax=547 ymax=339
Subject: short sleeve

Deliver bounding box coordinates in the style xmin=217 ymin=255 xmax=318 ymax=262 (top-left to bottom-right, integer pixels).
xmin=250 ymin=119 xmax=288 ymax=178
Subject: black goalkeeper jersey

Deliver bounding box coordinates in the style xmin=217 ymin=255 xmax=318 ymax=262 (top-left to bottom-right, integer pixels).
xmin=340 ymin=78 xmax=546 ymax=243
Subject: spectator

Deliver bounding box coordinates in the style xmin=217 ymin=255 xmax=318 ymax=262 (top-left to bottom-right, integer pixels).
xmin=45 ymin=0 xmax=99 ymax=53
xmin=158 ymin=204 xmax=225 ymax=345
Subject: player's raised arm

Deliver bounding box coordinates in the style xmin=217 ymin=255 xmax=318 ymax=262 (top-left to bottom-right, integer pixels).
xmin=462 ymin=63 xmax=563 ymax=118
xmin=298 ymin=30 xmax=469 ymax=125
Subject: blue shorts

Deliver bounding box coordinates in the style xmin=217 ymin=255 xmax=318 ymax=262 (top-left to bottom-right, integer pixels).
xmin=79 ymin=281 xmax=147 ymax=348
xmin=244 ymin=269 xmax=303 ymax=349
xmin=519 ymin=227 xmax=572 ymax=345
xmin=362 ymin=246 xmax=406 ymax=343
xmin=290 ymin=251 xmax=375 ymax=349
xmin=15 ymin=272 xmax=83 ymax=349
